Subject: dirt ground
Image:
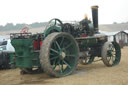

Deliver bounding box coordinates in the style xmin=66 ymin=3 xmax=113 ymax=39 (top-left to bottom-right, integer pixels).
xmin=0 ymin=47 xmax=128 ymax=85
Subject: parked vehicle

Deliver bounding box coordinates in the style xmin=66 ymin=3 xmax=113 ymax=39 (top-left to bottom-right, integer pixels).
xmin=0 ymin=39 xmax=15 ymax=69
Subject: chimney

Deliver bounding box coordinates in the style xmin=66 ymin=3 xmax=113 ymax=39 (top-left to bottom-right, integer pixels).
xmin=91 ymin=5 xmax=99 ymax=33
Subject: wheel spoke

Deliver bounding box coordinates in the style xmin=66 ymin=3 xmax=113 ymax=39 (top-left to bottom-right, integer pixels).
xmin=58 ymin=60 xmax=63 ymax=73
xmin=64 ymin=42 xmax=73 ymax=49
xmin=107 ymin=51 xmax=111 ymax=56
xmin=62 ymin=60 xmax=71 ymax=69
xmin=50 ymin=48 xmax=59 ymax=54
xmin=50 ymin=53 xmax=54 ymax=55
xmin=107 ymin=56 xmax=112 ymax=64
xmin=53 ymin=42 xmax=57 ymax=49
xmin=50 ymin=56 xmax=59 ymax=60
xmin=66 ymin=54 xmax=76 ymax=57
xmin=59 ymin=63 xmax=63 ymax=73
xmin=53 ymin=59 xmax=57 ymax=69
xmin=107 ymin=44 xmax=116 ymax=63
xmin=61 ymin=62 xmax=63 ymax=72
xmin=60 ymin=37 xmax=64 ymax=47
xmin=55 ymin=41 xmax=61 ymax=50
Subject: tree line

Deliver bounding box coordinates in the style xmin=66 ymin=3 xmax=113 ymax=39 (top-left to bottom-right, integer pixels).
xmin=0 ymin=22 xmax=48 ymax=31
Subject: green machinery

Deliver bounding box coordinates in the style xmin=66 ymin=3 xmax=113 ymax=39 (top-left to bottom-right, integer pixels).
xmin=10 ymin=6 xmax=121 ymax=77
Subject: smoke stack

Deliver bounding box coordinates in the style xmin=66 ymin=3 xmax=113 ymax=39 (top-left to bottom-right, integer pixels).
xmin=91 ymin=5 xmax=99 ymax=32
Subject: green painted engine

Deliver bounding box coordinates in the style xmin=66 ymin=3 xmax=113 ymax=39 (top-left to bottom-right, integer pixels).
xmin=10 ymin=6 xmax=121 ymax=77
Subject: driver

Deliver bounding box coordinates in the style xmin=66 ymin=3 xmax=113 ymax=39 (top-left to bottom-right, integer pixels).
xmin=80 ymin=14 xmax=90 ymax=35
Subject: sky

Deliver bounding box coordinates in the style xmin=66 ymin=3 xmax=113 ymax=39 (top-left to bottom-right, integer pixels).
xmin=0 ymin=0 xmax=127 ymax=25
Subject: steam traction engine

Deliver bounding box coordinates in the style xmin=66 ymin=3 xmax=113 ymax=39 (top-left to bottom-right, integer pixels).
xmin=10 ymin=6 xmax=121 ymax=77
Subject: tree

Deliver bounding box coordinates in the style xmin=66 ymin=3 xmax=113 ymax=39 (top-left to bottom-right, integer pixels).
xmin=4 ymin=23 xmax=14 ymax=30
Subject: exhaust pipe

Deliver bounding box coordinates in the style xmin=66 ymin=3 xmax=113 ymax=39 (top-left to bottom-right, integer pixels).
xmin=91 ymin=5 xmax=99 ymax=33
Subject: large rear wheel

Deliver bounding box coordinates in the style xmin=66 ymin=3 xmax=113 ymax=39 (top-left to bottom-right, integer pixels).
xmin=40 ymin=32 xmax=79 ymax=77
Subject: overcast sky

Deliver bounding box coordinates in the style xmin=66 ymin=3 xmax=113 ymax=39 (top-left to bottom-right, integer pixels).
xmin=0 ymin=0 xmax=127 ymax=25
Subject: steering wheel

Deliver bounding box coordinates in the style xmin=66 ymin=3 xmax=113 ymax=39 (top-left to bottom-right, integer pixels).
xmin=45 ymin=18 xmax=63 ymax=29
xmin=43 ymin=18 xmax=63 ymax=38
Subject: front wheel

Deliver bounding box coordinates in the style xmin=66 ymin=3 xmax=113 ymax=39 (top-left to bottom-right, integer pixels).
xmin=39 ymin=32 xmax=79 ymax=77
xmin=101 ymin=42 xmax=121 ymax=67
